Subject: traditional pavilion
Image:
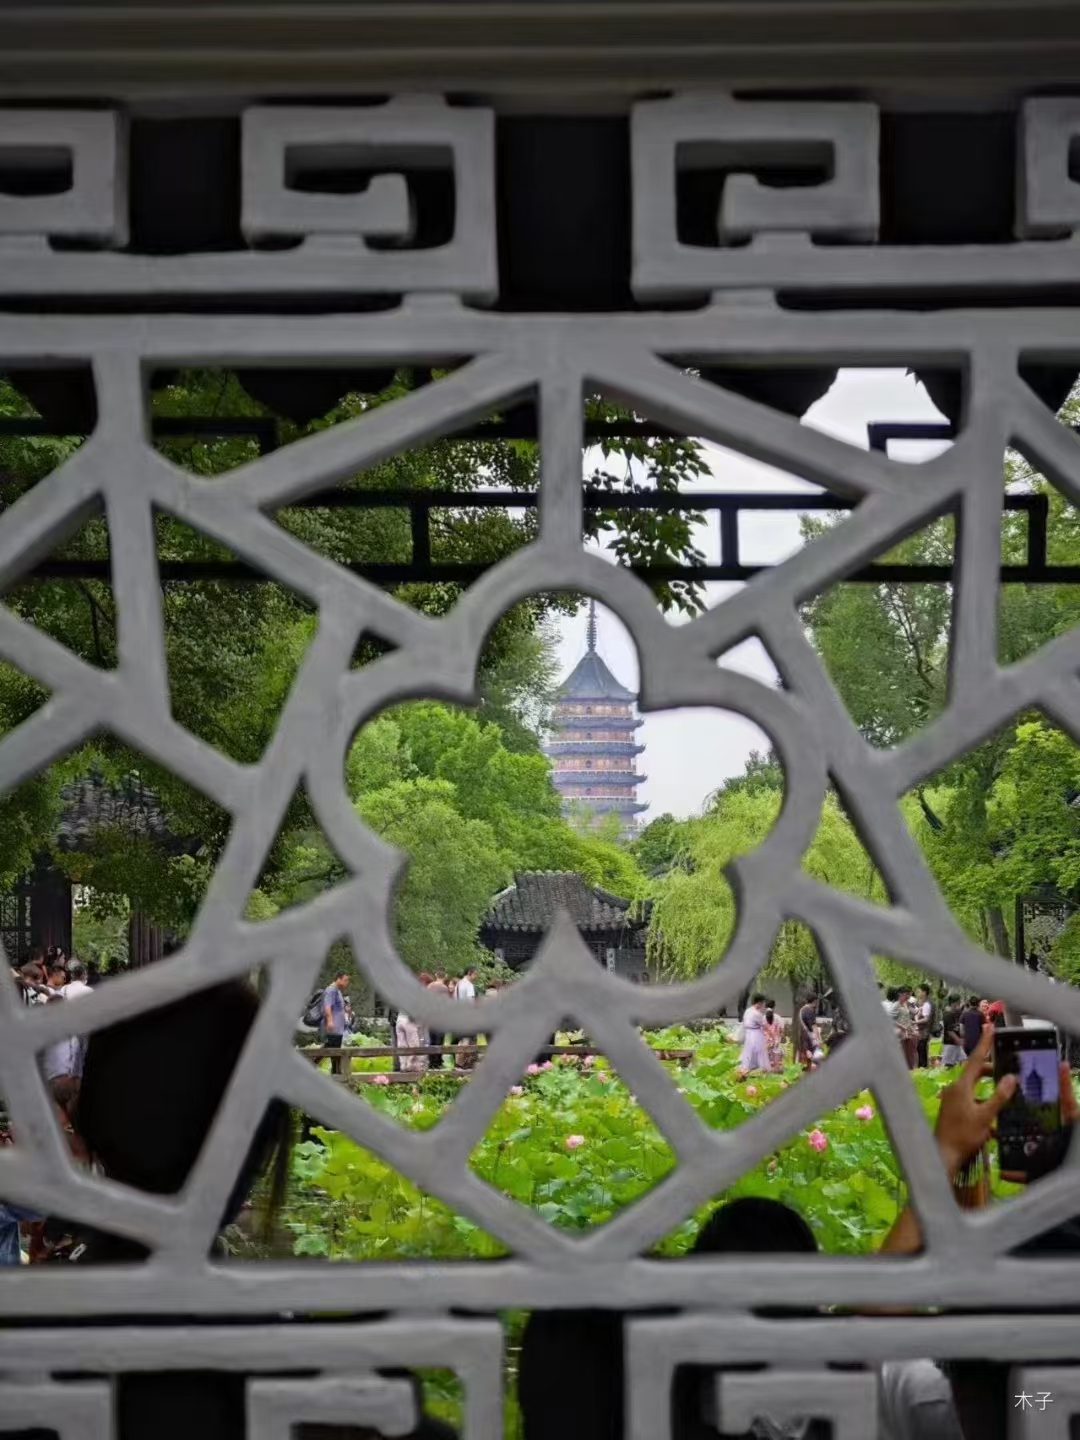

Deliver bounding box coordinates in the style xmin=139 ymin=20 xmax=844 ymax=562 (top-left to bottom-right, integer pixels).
xmin=480 ymin=871 xmax=650 ymax=981
xmin=0 ymin=772 xmax=189 ymax=969
xmin=544 ymin=601 xmax=646 ymax=835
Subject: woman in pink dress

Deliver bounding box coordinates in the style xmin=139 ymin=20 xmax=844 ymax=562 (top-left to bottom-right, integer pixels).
xmin=763 ymin=999 xmax=785 ymax=1072
xmin=737 ymin=994 xmax=770 ymax=1076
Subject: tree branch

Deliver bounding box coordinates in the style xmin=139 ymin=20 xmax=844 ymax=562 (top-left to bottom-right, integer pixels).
xmin=916 ymin=787 xmax=943 ymax=832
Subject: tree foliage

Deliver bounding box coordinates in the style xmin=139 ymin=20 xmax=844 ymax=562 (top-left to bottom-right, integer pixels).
xmin=0 ymin=368 xmax=687 ymax=931
xmin=263 ymin=701 xmax=647 ymax=973
xmin=801 ymin=390 xmax=1080 ymax=966
xmin=645 ymin=770 xmax=886 ymax=984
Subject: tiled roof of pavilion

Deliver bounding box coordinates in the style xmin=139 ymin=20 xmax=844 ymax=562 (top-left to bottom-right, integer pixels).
xmin=481 ymin=871 xmax=648 ymax=934
xmin=54 ymin=771 xmax=191 ymax=854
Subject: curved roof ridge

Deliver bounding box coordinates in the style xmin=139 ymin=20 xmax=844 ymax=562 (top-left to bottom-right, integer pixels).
xmin=559 ymin=650 xmax=635 ymax=701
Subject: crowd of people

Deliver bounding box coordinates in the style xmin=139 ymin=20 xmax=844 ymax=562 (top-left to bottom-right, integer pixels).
xmin=2 ymin=946 xmax=103 ymax=1264
xmin=314 ymin=965 xmax=499 ymax=1075
xmin=887 ymin=988 xmax=1010 ymax=1070
xmin=1 ymin=948 xmax=1074 ymax=1436
xmin=737 ymin=985 xmax=1017 ymax=1080
xmin=737 ymin=992 xmax=818 ymax=1076
xmin=11 ymin=945 xmax=94 ymax=1079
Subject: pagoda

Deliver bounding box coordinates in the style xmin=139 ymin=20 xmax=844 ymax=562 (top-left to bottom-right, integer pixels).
xmin=544 ymin=602 xmax=647 ymax=835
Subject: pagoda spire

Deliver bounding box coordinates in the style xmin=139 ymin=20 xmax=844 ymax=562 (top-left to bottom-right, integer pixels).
xmin=586 ymin=598 xmax=598 ymax=654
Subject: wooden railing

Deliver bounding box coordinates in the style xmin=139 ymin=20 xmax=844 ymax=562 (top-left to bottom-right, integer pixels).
xmin=301 ymin=1042 xmax=694 ymax=1080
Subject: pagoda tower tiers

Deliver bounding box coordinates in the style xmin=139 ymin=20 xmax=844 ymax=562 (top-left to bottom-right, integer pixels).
xmin=544 ymin=601 xmax=647 ymax=835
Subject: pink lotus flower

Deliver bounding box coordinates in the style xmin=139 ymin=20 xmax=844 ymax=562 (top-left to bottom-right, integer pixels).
xmin=677 ymin=1087 xmax=687 ymax=1095
xmin=510 ymin=1085 xmax=523 ymax=1096
xmin=540 ymin=1061 xmax=553 ymax=1071
xmin=565 ymin=1134 xmax=586 ymax=1150
xmin=583 ymin=1055 xmax=595 ymax=1067
xmin=807 ymin=1128 xmax=828 ymax=1152
xmin=855 ymin=1104 xmax=875 ymax=1122
xmin=745 ymin=1084 xmax=758 ymax=1096
xmin=526 ymin=1064 xmax=540 ymax=1075
xmin=371 ymin=1073 xmax=390 ymax=1086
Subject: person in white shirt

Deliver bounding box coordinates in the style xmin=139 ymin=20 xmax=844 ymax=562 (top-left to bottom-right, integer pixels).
xmin=915 ymin=983 xmax=935 ymax=1069
xmin=452 ymin=967 xmax=478 ymax=1067
xmin=60 ymin=960 xmax=93 ymax=1001
xmin=43 ymin=959 xmax=93 ymax=1081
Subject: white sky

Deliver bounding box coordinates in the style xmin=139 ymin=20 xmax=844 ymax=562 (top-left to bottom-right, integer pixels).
xmin=555 ymin=368 xmax=952 ymax=820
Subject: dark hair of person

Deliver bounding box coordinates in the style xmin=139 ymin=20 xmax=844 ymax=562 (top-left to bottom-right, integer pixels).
xmin=518 ymin=1199 xmax=819 ymax=1440
xmin=751 ymin=992 xmax=765 ymax=1005
xmin=49 ymin=1073 xmax=81 ymax=1118
xmin=764 ymin=1006 xmax=775 ymax=1025
xmin=886 ymin=986 xmax=899 ymax=1002
xmin=946 ymin=992 xmax=959 ymax=1005
xmin=967 ymin=994 xmax=981 ymax=1008
xmin=695 ymin=1196 xmax=818 ymax=1256
xmin=76 ymin=979 xmax=292 ymax=1257
xmin=334 ymin=969 xmax=349 ymax=981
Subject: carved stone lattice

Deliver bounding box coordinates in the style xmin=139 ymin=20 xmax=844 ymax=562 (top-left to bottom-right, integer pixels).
xmin=3 ymin=91 xmax=1080 ymax=1436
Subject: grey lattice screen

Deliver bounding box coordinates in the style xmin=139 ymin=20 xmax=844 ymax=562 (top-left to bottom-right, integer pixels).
xmin=5 ymin=91 xmax=1080 ymax=1438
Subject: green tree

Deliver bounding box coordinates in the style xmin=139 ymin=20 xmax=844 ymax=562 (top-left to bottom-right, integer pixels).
xmin=646 ymin=785 xmax=885 ymax=984
xmin=0 ymin=368 xmax=692 ymax=923
xmin=355 ymin=778 xmax=511 ymax=972
xmin=712 ymin=749 xmax=785 ymax=801
xmin=631 ymin=813 xmax=683 ymax=876
xmin=801 ymin=402 xmax=1080 ymax=961
xmin=367 ymin=703 xmax=646 ymax=898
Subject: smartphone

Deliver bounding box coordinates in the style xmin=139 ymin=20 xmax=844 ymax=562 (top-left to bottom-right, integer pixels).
xmin=994 ymin=1026 xmax=1064 ymax=1180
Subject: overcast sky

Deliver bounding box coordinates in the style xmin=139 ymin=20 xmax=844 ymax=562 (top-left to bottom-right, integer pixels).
xmin=555 ymin=368 xmax=952 ymax=820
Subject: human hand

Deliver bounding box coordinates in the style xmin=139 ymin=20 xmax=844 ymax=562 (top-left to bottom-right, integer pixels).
xmin=934 ymin=1023 xmax=1016 ymax=1180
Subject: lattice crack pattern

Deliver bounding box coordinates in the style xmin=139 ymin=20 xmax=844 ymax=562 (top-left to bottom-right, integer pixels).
xmin=4 ymin=88 xmax=1080 ymax=1439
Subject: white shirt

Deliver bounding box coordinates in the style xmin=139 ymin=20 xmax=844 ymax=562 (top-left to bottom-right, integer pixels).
xmin=42 ymin=981 xmax=92 ymax=1080
xmin=919 ymin=1000 xmax=932 ymax=1021
xmin=43 ymin=1036 xmax=80 ymax=1081
xmin=879 ymin=1360 xmax=963 ymax=1440
xmin=455 ymin=977 xmax=475 ymax=1000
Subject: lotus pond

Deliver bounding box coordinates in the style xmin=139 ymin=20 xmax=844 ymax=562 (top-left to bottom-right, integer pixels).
xmin=285 ymin=1025 xmax=972 ymax=1261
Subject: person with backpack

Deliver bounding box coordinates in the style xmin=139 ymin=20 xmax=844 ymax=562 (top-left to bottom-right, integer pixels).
xmin=321 ymin=969 xmax=350 ymax=1076
xmin=915 ymin=984 xmax=936 ymax=1069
